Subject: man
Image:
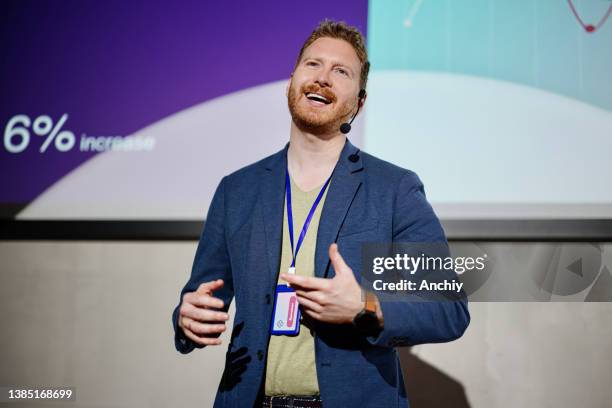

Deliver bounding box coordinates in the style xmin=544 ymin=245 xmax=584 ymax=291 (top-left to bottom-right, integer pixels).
xmin=172 ymin=20 xmax=470 ymax=407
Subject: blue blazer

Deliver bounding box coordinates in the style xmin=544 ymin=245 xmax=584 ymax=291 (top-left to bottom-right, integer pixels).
xmin=172 ymin=139 xmax=470 ymax=407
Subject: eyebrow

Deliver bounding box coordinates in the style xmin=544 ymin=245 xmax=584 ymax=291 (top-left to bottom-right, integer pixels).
xmin=303 ymin=57 xmax=355 ymax=76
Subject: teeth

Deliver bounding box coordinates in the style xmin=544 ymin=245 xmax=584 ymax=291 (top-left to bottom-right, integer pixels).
xmin=306 ymin=93 xmax=330 ymax=103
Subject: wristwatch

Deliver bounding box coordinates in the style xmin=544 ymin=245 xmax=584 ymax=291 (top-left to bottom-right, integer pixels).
xmin=352 ymin=291 xmax=383 ymax=336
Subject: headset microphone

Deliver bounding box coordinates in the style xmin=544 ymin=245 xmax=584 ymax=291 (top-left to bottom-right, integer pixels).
xmin=340 ymin=89 xmax=366 ymax=134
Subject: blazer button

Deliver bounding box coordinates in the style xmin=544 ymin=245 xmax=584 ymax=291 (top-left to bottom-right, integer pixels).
xmin=257 ymin=350 xmax=264 ymax=361
xmin=265 ymin=294 xmax=271 ymax=305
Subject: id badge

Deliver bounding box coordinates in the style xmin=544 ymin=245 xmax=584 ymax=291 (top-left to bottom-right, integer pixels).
xmin=270 ymin=284 xmax=301 ymax=335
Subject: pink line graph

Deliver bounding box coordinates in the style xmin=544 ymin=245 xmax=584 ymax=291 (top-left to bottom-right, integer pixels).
xmin=567 ymin=0 xmax=612 ymax=33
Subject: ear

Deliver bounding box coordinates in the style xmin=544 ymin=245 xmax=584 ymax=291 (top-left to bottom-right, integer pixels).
xmin=358 ymin=90 xmax=367 ymax=108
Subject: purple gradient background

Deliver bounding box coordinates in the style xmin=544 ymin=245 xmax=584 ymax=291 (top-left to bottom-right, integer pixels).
xmin=0 ymin=0 xmax=367 ymax=211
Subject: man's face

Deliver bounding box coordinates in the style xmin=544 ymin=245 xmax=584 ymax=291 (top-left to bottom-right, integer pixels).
xmin=287 ymin=37 xmax=362 ymax=136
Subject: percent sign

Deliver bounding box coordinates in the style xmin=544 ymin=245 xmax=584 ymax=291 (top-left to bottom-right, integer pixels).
xmin=3 ymin=114 xmax=76 ymax=153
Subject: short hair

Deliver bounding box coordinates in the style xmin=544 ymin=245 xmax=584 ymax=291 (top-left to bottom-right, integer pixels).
xmin=294 ymin=19 xmax=370 ymax=90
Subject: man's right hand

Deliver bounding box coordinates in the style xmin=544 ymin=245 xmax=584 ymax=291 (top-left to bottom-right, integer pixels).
xmin=178 ymin=279 xmax=229 ymax=346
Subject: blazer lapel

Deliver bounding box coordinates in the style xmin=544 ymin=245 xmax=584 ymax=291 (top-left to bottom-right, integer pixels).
xmin=260 ymin=144 xmax=288 ymax=283
xmin=315 ymin=139 xmax=364 ymax=279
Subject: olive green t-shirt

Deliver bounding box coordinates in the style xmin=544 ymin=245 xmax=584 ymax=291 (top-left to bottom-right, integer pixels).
xmin=264 ymin=175 xmax=330 ymax=396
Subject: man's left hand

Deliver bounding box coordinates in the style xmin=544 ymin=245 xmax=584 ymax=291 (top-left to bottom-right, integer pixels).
xmin=280 ymin=243 xmax=363 ymax=324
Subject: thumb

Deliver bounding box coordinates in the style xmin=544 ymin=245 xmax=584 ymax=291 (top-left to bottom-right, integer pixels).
xmin=329 ymin=243 xmax=350 ymax=276
xmin=197 ymin=278 xmax=224 ymax=295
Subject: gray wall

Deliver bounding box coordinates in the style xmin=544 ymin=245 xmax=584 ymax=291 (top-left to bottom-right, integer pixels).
xmin=1 ymin=241 xmax=611 ymax=407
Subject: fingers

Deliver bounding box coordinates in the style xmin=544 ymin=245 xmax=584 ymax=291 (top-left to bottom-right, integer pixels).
xmin=184 ymin=291 xmax=225 ymax=309
xmin=179 ymin=302 xmax=228 ymax=346
xmin=180 ymin=302 xmax=229 ymax=323
xmin=295 ymin=289 xmax=326 ymax=306
xmin=281 ymin=273 xmax=330 ymax=291
xmin=196 ymin=279 xmax=224 ymax=294
xmin=181 ymin=315 xmax=227 ymax=336
xmin=329 ymin=243 xmax=350 ymax=274
xmin=182 ymin=323 xmax=223 ymax=346
xmin=295 ymin=294 xmax=324 ymax=314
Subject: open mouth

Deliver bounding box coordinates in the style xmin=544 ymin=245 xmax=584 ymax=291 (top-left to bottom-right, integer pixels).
xmin=305 ymin=92 xmax=332 ymax=105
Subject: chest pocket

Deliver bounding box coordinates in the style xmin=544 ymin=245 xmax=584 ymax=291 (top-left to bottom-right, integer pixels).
xmin=337 ymin=184 xmax=381 ymax=238
xmin=338 ymin=217 xmax=379 ymax=237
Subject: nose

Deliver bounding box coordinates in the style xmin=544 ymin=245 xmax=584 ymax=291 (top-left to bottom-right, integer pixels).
xmin=314 ymin=67 xmax=332 ymax=88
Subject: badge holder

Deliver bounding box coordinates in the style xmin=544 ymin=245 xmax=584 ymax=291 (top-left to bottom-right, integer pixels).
xmin=270 ymin=284 xmax=301 ymax=335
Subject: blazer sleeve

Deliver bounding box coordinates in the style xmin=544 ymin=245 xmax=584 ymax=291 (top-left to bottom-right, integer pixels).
xmin=366 ymin=171 xmax=470 ymax=348
xmin=172 ymin=176 xmax=235 ymax=354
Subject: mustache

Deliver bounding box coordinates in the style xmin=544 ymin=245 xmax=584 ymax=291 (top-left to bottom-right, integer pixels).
xmin=301 ymin=84 xmax=336 ymax=103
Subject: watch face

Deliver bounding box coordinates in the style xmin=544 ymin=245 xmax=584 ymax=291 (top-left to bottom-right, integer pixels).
xmin=354 ymin=311 xmax=380 ymax=334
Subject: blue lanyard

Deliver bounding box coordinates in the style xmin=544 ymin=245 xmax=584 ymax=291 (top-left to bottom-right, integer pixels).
xmin=286 ymin=168 xmax=333 ymax=268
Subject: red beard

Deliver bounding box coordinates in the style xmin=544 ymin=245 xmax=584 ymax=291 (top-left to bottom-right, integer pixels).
xmin=287 ymin=81 xmax=354 ymax=137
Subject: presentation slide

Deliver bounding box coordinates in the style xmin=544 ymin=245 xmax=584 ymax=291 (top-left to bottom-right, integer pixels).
xmin=1 ymin=0 xmax=611 ymax=220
